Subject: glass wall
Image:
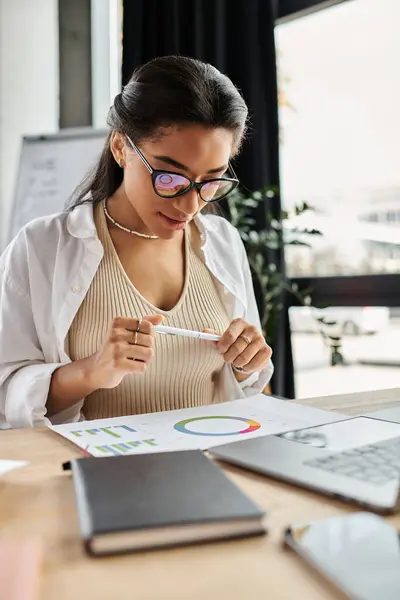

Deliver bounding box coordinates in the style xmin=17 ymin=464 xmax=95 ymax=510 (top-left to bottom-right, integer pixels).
xmin=276 ymin=0 xmax=400 ymax=279
xmin=276 ymin=0 xmax=400 ymax=397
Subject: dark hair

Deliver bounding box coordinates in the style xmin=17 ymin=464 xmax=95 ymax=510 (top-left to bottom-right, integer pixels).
xmin=68 ymin=55 xmax=248 ymax=209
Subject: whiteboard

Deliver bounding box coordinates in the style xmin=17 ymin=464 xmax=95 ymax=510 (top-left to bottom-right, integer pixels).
xmin=8 ymin=128 xmax=108 ymax=242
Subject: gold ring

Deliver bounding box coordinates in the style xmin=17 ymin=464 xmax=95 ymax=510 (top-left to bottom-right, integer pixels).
xmin=239 ymin=334 xmax=251 ymax=345
xmin=133 ymin=319 xmax=142 ymax=345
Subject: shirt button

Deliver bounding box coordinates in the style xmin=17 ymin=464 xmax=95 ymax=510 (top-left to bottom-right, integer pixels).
xmin=71 ymin=285 xmax=82 ymax=293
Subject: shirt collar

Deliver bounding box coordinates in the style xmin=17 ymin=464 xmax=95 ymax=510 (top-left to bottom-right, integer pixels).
xmin=193 ymin=212 xmax=218 ymax=248
xmin=195 ymin=212 xmax=246 ymax=309
xmin=66 ymin=202 xmax=98 ymax=239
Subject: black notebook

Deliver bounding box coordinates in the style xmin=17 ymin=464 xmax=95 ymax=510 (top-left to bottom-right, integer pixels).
xmin=64 ymin=450 xmax=266 ymax=555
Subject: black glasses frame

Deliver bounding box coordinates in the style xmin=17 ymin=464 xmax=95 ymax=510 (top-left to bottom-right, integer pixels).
xmin=125 ymin=135 xmax=239 ymax=203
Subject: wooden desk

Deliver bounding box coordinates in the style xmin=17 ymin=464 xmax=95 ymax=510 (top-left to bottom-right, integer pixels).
xmin=0 ymin=388 xmax=399 ymax=600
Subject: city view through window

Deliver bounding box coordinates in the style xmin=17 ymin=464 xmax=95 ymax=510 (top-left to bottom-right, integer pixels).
xmin=276 ymin=0 xmax=400 ymax=277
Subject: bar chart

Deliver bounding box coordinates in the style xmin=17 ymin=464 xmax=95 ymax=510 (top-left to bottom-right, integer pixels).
xmin=92 ymin=439 xmax=158 ymax=456
xmin=70 ymin=425 xmax=137 ymax=439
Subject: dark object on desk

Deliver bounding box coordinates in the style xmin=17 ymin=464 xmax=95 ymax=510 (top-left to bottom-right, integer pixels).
xmin=284 ymin=512 xmax=400 ymax=600
xmin=210 ymin=417 xmax=400 ymax=513
xmin=65 ymin=450 xmax=265 ymax=556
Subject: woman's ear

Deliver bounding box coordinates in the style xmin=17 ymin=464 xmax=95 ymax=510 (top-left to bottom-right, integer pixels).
xmin=110 ymin=132 xmax=126 ymax=168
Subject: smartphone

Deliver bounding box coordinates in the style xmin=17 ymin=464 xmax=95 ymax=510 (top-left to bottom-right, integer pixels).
xmin=284 ymin=512 xmax=400 ymax=600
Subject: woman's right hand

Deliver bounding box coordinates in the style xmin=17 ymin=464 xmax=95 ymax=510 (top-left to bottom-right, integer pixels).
xmin=85 ymin=314 xmax=163 ymax=389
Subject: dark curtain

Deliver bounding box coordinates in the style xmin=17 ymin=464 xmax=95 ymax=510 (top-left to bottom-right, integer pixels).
xmin=122 ymin=0 xmax=295 ymax=398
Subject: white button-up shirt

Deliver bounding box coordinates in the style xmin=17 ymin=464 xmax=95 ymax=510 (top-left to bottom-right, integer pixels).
xmin=0 ymin=203 xmax=273 ymax=428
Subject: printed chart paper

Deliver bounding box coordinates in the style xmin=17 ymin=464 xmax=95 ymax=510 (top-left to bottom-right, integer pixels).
xmin=50 ymin=394 xmax=347 ymax=457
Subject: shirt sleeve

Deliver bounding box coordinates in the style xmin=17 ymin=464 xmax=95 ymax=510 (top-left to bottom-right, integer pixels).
xmin=233 ymin=229 xmax=274 ymax=396
xmin=0 ymin=263 xmax=82 ymax=429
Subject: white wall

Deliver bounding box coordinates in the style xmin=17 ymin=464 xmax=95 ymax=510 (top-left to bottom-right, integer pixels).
xmin=0 ymin=0 xmax=59 ymax=247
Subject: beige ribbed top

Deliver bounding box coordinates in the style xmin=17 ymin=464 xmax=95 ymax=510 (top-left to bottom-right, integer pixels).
xmin=68 ymin=203 xmax=230 ymax=419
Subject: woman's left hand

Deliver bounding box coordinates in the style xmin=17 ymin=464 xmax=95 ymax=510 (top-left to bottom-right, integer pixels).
xmin=215 ymin=318 xmax=272 ymax=375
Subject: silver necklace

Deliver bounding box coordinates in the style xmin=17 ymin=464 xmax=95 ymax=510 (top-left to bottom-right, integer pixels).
xmin=103 ymin=202 xmax=159 ymax=239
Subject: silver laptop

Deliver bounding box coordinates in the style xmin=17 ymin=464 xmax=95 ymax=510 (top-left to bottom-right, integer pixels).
xmin=209 ymin=415 xmax=400 ymax=513
xmin=362 ymin=406 xmax=400 ymax=424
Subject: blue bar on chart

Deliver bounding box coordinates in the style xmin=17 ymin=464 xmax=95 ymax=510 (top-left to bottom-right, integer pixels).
xmin=95 ymin=444 xmax=121 ymax=456
xmin=94 ymin=439 xmax=158 ymax=455
xmin=70 ymin=424 xmax=137 ymax=439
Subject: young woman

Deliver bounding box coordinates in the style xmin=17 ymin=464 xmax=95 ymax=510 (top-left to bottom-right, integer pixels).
xmin=0 ymin=56 xmax=273 ymax=428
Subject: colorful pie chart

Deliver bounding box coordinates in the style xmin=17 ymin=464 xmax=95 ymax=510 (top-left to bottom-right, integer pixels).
xmin=173 ymin=415 xmax=261 ymax=437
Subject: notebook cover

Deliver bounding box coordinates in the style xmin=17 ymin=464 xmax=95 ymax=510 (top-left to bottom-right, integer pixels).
xmin=68 ymin=450 xmax=265 ymax=554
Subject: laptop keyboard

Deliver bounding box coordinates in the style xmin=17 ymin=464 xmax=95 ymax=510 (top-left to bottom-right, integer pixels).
xmin=304 ymin=436 xmax=400 ymax=485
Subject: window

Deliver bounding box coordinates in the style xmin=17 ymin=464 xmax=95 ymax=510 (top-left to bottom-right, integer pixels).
xmin=290 ymin=305 xmax=400 ymax=397
xmin=276 ymin=0 xmax=400 ymax=278
xmin=276 ymin=0 xmax=400 ymax=397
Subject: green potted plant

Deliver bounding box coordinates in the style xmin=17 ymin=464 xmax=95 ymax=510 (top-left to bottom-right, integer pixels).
xmin=226 ymin=187 xmax=345 ymax=366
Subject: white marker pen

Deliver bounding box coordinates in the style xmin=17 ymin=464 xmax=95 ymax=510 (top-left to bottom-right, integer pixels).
xmin=153 ymin=325 xmax=220 ymax=342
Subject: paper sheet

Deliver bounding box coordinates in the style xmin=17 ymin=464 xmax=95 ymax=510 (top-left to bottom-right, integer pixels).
xmin=0 ymin=460 xmax=27 ymax=476
xmin=50 ymin=394 xmax=347 ymax=457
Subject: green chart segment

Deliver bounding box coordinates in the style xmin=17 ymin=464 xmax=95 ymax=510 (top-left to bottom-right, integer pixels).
xmin=70 ymin=425 xmax=137 ymax=439
xmin=94 ymin=439 xmax=158 ymax=455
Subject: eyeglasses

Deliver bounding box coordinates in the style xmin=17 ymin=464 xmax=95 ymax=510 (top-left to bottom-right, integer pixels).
xmin=125 ymin=135 xmax=239 ymax=203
